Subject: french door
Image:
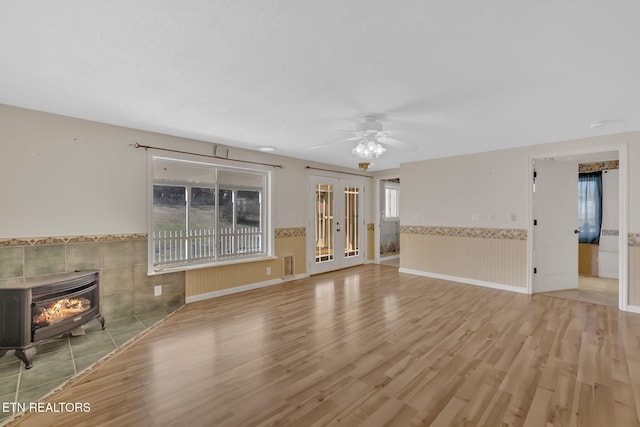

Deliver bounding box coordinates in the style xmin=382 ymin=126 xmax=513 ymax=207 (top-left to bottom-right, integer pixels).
xmin=308 ymin=175 xmax=364 ymax=275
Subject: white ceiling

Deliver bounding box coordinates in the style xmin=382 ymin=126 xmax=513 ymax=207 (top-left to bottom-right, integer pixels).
xmin=2 ymin=1 xmax=639 ymax=171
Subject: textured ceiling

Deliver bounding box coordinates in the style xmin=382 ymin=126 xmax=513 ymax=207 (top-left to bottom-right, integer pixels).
xmin=1 ymin=1 xmax=639 ymax=170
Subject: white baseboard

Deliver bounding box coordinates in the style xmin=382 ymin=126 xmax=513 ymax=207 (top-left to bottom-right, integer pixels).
xmin=625 ymin=304 xmax=640 ymax=314
xmin=185 ymin=273 xmax=309 ymax=304
xmin=399 ymin=268 xmax=529 ymax=294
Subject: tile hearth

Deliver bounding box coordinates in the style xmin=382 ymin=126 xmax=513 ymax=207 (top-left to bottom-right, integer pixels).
xmin=0 ymin=309 xmax=169 ymax=425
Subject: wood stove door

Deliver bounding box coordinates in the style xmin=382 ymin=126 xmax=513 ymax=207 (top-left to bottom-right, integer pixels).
xmin=32 ymin=283 xmax=100 ymax=342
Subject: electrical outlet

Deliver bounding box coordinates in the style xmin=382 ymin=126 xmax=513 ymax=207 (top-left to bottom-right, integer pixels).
xmin=266 ymin=266 xmax=272 ymax=275
xmin=154 ymin=285 xmax=162 ymax=297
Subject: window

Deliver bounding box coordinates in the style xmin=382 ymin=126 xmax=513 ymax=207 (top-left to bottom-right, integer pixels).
xmin=150 ymin=156 xmax=271 ymax=273
xmin=578 ymin=171 xmax=602 ymax=244
xmin=383 ymin=182 xmax=400 ymax=220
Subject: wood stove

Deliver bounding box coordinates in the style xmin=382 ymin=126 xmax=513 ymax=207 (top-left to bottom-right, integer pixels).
xmin=0 ymin=270 xmax=105 ymax=369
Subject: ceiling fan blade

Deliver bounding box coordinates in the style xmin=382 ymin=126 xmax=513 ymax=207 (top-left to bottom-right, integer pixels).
xmin=309 ymin=136 xmax=362 ymax=150
xmin=385 ymin=97 xmax=435 ymax=117
xmin=378 ymin=136 xmax=413 ymax=149
xmin=337 ymin=130 xmax=370 ymax=139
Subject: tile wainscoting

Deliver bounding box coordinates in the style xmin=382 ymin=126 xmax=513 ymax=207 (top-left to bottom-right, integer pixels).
xmin=0 ymin=234 xmax=184 ymax=321
xmin=0 ymin=228 xmax=309 ymax=315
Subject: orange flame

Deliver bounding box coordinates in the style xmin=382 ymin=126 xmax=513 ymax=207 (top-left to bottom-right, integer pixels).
xmin=34 ymin=297 xmax=91 ymax=326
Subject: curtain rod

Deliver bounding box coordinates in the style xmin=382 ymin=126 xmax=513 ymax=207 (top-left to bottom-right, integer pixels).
xmin=130 ymin=142 xmax=284 ymax=169
xmin=305 ymin=166 xmax=373 ymax=178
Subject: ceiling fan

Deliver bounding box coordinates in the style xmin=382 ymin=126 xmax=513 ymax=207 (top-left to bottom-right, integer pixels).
xmin=310 ymin=115 xmax=413 ymax=159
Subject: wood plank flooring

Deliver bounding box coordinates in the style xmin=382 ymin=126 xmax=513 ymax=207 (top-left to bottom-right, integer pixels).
xmin=9 ymin=265 xmax=640 ymax=426
xmin=540 ymin=276 xmax=619 ymax=307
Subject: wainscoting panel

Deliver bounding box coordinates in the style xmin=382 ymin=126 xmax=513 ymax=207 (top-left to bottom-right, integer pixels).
xmin=400 ymin=233 xmax=527 ymax=288
xmin=186 ymin=259 xmax=279 ymax=297
xmin=629 ymin=245 xmax=640 ymax=306
xmin=185 ymin=232 xmax=306 ymax=298
xmin=275 ymin=234 xmax=307 ymax=277
xmin=578 ymin=243 xmax=598 ymax=277
xmin=367 ymin=223 xmax=375 ymax=261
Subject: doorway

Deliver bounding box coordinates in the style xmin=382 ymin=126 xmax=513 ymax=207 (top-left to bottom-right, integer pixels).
xmin=308 ymin=175 xmax=365 ymax=275
xmin=380 ymin=178 xmax=400 ymax=263
xmin=529 ymin=145 xmax=627 ymax=310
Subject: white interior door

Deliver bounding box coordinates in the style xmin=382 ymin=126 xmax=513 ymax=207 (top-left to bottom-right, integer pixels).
xmin=309 ymin=175 xmax=364 ymax=275
xmin=533 ymin=159 xmax=579 ymax=293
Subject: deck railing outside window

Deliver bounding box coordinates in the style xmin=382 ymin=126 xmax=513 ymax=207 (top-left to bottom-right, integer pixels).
xmin=150 ymin=157 xmax=269 ymax=273
xmin=153 ymin=226 xmax=262 ymax=265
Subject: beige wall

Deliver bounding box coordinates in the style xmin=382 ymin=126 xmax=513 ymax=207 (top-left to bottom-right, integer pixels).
xmin=400 ymin=132 xmax=640 ymax=303
xmin=0 ymin=104 xmax=375 ymax=238
xmin=0 ymin=103 xmax=380 ymax=240
xmin=401 ymin=150 xmax=528 ymax=229
xmin=4 ymin=103 xmax=638 ymax=305
xmin=0 ymin=104 xmax=378 ymax=301
xmin=1 ymin=105 xmax=148 ymax=236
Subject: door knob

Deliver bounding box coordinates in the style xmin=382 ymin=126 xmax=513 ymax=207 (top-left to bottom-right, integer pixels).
xmin=574 ymin=229 xmax=580 ymax=234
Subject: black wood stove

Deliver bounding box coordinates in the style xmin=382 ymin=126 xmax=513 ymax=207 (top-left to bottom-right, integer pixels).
xmin=0 ymin=270 xmax=105 ymax=369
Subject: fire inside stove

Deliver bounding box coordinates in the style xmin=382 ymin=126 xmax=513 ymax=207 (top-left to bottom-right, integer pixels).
xmin=33 ymin=297 xmax=92 ymax=327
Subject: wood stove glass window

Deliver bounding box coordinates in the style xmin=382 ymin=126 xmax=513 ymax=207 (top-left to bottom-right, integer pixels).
xmin=150 ymin=156 xmax=270 ymax=273
xmin=32 ymin=282 xmax=98 ymax=332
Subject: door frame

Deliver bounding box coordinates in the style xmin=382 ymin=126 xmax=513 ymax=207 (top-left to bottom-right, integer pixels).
xmin=307 ymin=173 xmax=366 ymax=275
xmin=375 ymin=174 xmax=401 ymax=264
xmin=527 ymin=143 xmax=628 ymax=311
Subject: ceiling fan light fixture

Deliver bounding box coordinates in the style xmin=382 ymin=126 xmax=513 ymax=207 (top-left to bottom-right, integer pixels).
xmin=352 ymin=140 xmax=386 ymax=160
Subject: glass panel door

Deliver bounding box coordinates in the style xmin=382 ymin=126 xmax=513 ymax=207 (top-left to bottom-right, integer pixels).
xmin=309 ymin=176 xmax=364 ymax=275
xmin=344 ymin=186 xmax=359 ymax=258
xmin=315 ymin=183 xmax=334 ymax=263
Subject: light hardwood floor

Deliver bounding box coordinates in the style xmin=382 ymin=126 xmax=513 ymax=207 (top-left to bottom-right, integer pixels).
xmin=540 ymin=276 xmax=619 ymax=307
xmin=9 ymin=265 xmax=640 ymax=426
xmin=380 ymin=257 xmax=400 ymax=267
